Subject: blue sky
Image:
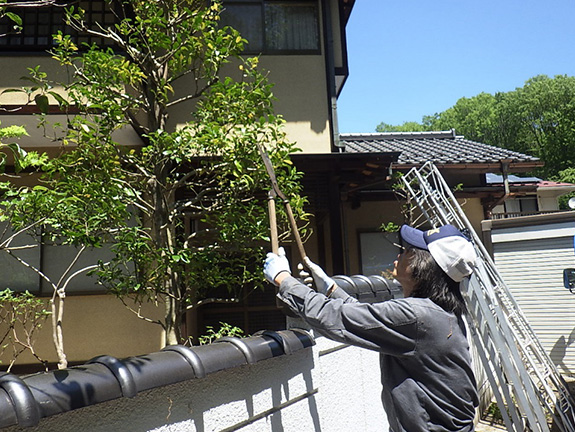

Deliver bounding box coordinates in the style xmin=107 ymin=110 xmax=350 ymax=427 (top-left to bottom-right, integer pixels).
xmin=337 ymin=0 xmax=575 ymax=133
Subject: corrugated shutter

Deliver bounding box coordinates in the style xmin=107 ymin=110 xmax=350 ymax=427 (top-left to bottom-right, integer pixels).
xmin=493 ymin=236 xmax=575 ymax=374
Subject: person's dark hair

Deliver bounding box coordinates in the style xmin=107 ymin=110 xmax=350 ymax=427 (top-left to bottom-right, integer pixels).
xmin=407 ymin=247 xmax=467 ymax=316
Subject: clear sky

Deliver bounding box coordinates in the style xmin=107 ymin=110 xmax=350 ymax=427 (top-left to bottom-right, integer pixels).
xmin=337 ymin=0 xmax=575 ymax=134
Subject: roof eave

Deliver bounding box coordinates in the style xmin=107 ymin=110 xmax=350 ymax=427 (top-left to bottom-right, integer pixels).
xmin=392 ymin=161 xmax=544 ymax=173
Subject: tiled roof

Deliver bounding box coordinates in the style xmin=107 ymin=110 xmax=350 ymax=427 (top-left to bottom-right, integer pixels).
xmin=537 ymin=181 xmax=575 ymax=188
xmin=340 ymin=130 xmax=542 ymax=167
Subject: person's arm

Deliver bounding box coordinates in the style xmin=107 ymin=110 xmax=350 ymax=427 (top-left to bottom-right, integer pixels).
xmin=276 ymin=268 xmax=344 ymax=299
xmin=265 ymin=250 xmax=417 ymax=354
xmin=274 ymin=271 xmax=291 ymax=285
xmin=278 ymin=275 xmax=416 ymax=355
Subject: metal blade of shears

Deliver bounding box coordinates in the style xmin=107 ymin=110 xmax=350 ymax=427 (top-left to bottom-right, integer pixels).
xmin=256 ymin=143 xmax=307 ymax=261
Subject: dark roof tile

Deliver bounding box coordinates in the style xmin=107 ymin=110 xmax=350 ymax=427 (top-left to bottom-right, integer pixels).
xmin=340 ymin=131 xmax=541 ymax=166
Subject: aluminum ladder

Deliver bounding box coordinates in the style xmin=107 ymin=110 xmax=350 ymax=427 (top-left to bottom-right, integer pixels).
xmin=400 ymin=162 xmax=575 ymax=432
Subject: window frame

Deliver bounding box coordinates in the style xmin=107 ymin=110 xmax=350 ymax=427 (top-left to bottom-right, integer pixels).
xmin=358 ymin=230 xmax=401 ymax=277
xmin=0 ymin=0 xmax=119 ymax=54
xmin=221 ymin=0 xmax=321 ymax=55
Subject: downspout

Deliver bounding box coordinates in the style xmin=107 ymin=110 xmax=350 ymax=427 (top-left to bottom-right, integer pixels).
xmin=321 ymin=0 xmax=342 ymax=152
xmin=322 ymin=0 xmax=347 ymax=274
xmin=502 ymin=162 xmax=511 ymax=197
xmin=486 ymin=160 xmax=512 ymax=218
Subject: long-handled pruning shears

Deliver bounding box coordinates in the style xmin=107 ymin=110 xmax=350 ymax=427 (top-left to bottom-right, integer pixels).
xmin=256 ymin=143 xmax=307 ymax=261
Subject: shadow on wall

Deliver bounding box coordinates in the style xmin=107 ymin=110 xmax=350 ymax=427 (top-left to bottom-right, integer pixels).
xmin=4 ymin=348 xmax=319 ymax=432
xmin=221 ymin=353 xmax=321 ymax=432
xmin=550 ymin=328 xmax=575 ymax=375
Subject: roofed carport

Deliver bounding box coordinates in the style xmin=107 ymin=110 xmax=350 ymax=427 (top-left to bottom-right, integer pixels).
xmin=340 ymin=130 xmax=544 ymax=207
xmin=292 ymin=130 xmax=543 ymax=274
xmin=291 ymin=152 xmax=399 ymax=274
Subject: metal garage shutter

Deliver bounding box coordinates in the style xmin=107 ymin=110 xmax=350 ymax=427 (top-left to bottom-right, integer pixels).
xmin=493 ymin=236 xmax=575 ymax=374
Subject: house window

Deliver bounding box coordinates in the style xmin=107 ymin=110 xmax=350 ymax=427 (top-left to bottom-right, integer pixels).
xmin=492 ymin=196 xmax=539 ymax=218
xmin=221 ymin=0 xmax=320 ymax=54
xmin=0 ymin=0 xmax=117 ymax=52
xmin=517 ymin=197 xmax=538 ymax=214
xmin=0 ymin=224 xmax=110 ymax=295
xmin=359 ymin=231 xmax=400 ymax=277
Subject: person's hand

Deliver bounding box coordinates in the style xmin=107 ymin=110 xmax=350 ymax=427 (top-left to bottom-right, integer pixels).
xmin=297 ymin=263 xmax=313 ymax=288
xmin=304 ymin=257 xmax=336 ymax=295
xmin=264 ymin=247 xmax=291 ymax=285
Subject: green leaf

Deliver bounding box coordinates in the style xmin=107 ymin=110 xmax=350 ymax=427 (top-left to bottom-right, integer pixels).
xmin=5 ymin=12 xmax=22 ymax=26
xmin=48 ymin=91 xmax=68 ymax=107
xmin=34 ymin=94 xmax=50 ymax=114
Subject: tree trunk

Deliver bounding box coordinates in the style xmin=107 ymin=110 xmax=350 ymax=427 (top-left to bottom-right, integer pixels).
xmin=51 ymin=294 xmax=67 ymax=369
xmin=164 ymin=294 xmax=181 ymax=346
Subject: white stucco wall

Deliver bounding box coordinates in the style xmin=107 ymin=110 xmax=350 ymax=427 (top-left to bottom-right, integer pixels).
xmin=5 ymin=330 xmax=387 ymax=432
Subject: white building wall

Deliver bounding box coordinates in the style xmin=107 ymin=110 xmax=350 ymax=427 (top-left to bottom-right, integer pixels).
xmin=490 ymin=220 xmax=575 ymax=375
xmin=5 ymin=333 xmax=387 ymax=432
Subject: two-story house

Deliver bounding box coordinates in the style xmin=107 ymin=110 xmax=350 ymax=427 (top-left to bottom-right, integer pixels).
xmin=0 ymin=0 xmax=377 ymax=366
xmin=2 ymin=2 xmax=574 ymax=430
xmin=0 ymin=0 xmax=560 ymax=370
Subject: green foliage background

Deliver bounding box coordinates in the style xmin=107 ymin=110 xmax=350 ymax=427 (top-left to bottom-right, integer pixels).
xmin=377 ymin=74 xmax=575 ymax=181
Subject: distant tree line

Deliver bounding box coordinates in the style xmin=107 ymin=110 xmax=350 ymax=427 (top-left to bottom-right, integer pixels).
xmin=376 ymin=74 xmax=575 ymax=182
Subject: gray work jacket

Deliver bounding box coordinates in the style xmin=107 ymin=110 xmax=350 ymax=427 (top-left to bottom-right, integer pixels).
xmin=278 ymin=276 xmax=478 ymax=432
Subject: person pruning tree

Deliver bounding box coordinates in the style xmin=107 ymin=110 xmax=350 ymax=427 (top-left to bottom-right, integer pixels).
xmin=264 ymin=224 xmax=479 ymax=432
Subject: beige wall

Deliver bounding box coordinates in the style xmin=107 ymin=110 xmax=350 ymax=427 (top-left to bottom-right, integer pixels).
xmin=342 ymin=197 xmax=486 ymax=275
xmin=461 ymin=196 xmax=487 ymax=232
xmin=0 ymin=57 xmax=67 ymax=96
xmin=239 ymin=55 xmax=332 ymax=154
xmin=0 ymin=7 xmax=335 ymax=368
xmin=0 ymin=295 xmax=164 ymax=366
xmin=1 ymin=53 xmax=333 ymax=154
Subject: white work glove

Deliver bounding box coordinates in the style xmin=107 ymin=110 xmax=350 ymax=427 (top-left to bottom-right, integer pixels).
xmin=303 ymin=257 xmax=336 ymax=295
xmin=297 ymin=263 xmax=313 ymax=288
xmin=264 ymin=247 xmax=291 ymax=285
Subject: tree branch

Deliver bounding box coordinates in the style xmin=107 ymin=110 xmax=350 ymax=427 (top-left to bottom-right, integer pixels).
xmin=118 ymin=296 xmax=165 ymax=328
xmin=186 ymin=297 xmax=239 ymax=310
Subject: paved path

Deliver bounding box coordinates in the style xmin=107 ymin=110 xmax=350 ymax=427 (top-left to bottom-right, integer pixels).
xmin=475 ymin=419 xmax=506 ymax=431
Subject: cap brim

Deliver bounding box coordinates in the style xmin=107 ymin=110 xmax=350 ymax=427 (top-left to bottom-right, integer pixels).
xmin=400 ymin=225 xmax=428 ymax=250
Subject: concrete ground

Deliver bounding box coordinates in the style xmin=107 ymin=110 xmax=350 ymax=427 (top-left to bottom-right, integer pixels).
xmin=475 ymin=418 xmax=506 ymax=431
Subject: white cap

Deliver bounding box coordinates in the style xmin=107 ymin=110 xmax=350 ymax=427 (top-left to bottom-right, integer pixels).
xmin=400 ymin=224 xmax=477 ymax=282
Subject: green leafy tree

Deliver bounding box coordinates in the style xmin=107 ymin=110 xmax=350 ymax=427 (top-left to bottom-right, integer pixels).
xmin=2 ymin=0 xmax=307 ymax=352
xmin=0 ymin=0 xmax=79 ymax=370
xmin=429 ymin=75 xmax=575 ymax=178
xmin=378 ymin=75 xmax=575 ymax=179
xmin=375 ymin=121 xmax=430 ymax=133
xmin=197 ymin=321 xmax=245 ymax=345
xmin=430 ymin=92 xmax=502 ymax=145
xmin=0 ymin=124 xmax=52 ymax=372
xmin=0 ymin=289 xmax=51 ymax=372
xmin=554 ymin=167 xmax=575 ymax=209
xmin=501 ymin=75 xmax=575 ymax=177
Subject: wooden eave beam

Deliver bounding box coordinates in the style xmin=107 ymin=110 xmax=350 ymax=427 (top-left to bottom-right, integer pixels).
xmin=392 ymin=161 xmax=544 ymax=174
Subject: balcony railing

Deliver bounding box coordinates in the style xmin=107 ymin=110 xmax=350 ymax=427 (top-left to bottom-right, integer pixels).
xmin=491 ymin=210 xmax=568 ymax=219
